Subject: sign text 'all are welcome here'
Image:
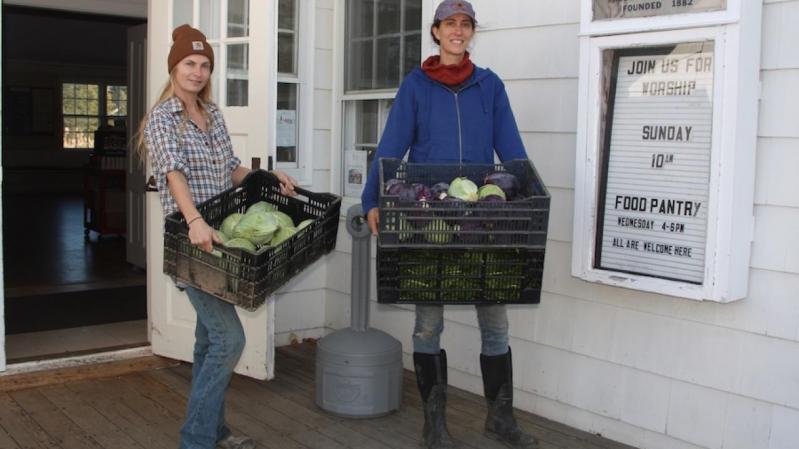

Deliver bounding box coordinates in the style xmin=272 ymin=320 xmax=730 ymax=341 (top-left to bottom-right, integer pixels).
xmin=593 ymin=0 xmax=726 ymax=20
xmin=596 ymin=42 xmax=714 ymax=284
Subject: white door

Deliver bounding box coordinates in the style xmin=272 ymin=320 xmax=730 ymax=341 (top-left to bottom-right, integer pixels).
xmin=147 ymin=0 xmax=276 ymax=380
xmin=0 ymin=13 xmax=5 ymax=371
xmin=127 ymin=23 xmax=148 ymax=269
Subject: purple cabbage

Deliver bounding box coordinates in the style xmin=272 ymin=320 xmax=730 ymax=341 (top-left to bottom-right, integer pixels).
xmin=387 ymin=182 xmax=417 ymax=202
xmin=430 ymin=182 xmax=450 ymax=200
xmin=384 ymin=178 xmax=405 ymax=193
xmin=484 ymin=172 xmax=521 ymax=200
xmin=412 ymin=183 xmax=432 ymax=202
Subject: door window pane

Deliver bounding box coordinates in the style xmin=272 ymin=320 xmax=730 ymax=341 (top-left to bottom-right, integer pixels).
xmin=226 ymin=43 xmax=249 ymax=106
xmin=211 ymin=43 xmax=220 ymax=104
xmin=227 ymin=0 xmax=250 ymax=37
xmin=276 ymin=83 xmax=298 ymax=163
xmin=199 ymin=0 xmax=221 ymax=39
xmin=173 ymin=0 xmax=193 ymax=29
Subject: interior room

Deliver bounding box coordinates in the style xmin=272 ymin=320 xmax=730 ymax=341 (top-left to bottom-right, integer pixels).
xmin=2 ymin=5 xmax=148 ymax=363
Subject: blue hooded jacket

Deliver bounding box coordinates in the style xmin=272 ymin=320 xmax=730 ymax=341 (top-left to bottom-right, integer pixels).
xmin=361 ymin=64 xmax=527 ymax=214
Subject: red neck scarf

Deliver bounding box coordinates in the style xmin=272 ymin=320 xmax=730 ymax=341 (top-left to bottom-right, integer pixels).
xmin=422 ymin=52 xmax=474 ymax=87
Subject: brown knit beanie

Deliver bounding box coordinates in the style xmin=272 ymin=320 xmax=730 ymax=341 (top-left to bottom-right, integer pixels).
xmin=167 ymin=24 xmax=214 ymax=74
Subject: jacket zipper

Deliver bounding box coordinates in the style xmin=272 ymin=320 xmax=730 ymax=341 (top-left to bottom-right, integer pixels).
xmin=453 ymin=91 xmax=463 ymax=164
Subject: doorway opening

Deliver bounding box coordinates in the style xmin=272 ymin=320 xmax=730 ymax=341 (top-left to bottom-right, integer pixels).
xmin=2 ymin=5 xmax=148 ymax=363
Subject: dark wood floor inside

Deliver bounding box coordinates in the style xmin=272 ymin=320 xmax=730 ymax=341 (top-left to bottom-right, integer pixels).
xmin=3 ymin=193 xmax=144 ymax=297
xmin=3 ymin=193 xmax=147 ymax=361
xmin=0 ymin=344 xmax=634 ymax=449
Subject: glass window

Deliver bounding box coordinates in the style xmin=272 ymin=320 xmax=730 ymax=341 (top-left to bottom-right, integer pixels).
xmin=226 ymin=43 xmax=249 ymax=106
xmin=106 ymin=85 xmax=128 ymax=117
xmin=199 ymin=0 xmax=220 ymax=39
xmin=276 ymin=83 xmax=298 ymax=163
xmin=343 ymin=0 xmax=421 ymax=197
xmin=227 ymin=0 xmax=250 ymax=37
xmin=173 ymin=0 xmax=193 ymax=29
xmin=184 ymin=0 xmax=250 ymax=107
xmin=343 ymin=99 xmax=393 ymax=177
xmin=276 ymin=0 xmax=301 ymax=167
xmin=345 ymin=0 xmax=421 ymax=91
xmin=277 ymin=0 xmax=298 ymax=75
xmin=63 ymin=83 xmax=101 ymax=149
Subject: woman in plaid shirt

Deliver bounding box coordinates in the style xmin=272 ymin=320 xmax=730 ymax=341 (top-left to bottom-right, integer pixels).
xmin=138 ymin=25 xmax=295 ymax=449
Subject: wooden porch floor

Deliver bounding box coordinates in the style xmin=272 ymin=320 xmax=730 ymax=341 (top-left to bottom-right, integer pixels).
xmin=0 ymin=344 xmax=635 ymax=449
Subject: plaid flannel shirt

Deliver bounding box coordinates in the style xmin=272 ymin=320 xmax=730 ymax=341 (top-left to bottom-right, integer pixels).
xmin=144 ymin=96 xmax=241 ymax=218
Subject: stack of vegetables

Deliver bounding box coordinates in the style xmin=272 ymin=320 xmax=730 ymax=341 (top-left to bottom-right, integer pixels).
xmin=214 ymin=201 xmax=314 ymax=254
xmin=382 ymin=171 xmax=523 ymax=245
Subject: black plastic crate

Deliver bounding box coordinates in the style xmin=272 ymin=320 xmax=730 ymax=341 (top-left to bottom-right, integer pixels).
xmin=163 ymin=170 xmax=341 ymax=311
xmin=378 ymin=158 xmax=550 ymax=248
xmin=377 ymin=247 xmax=544 ymax=305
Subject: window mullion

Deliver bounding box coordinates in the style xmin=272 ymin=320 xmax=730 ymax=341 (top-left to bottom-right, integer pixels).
xmin=399 ymin=0 xmax=405 ymax=83
xmin=372 ymin=0 xmax=378 ymax=90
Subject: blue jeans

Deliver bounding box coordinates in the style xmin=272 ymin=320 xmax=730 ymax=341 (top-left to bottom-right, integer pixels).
xmin=179 ymin=287 xmax=246 ymax=449
xmin=413 ymin=304 xmax=509 ymax=356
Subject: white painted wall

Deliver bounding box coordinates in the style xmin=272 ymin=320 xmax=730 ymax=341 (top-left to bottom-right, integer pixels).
xmin=272 ymin=0 xmax=336 ymax=346
xmin=325 ymin=1 xmax=799 ymax=448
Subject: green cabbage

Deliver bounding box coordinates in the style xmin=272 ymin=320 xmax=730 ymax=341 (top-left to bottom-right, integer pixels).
xmin=449 ymin=177 xmax=479 ymax=202
xmin=220 ymin=213 xmax=243 ymax=238
xmin=232 ymin=211 xmax=278 ymax=245
xmin=297 ymin=218 xmax=314 ymax=230
xmin=246 ymin=201 xmax=277 ymax=215
xmin=223 ymin=237 xmax=257 ymax=253
xmin=267 ymin=211 xmax=295 ymax=229
xmin=270 ymin=226 xmax=297 ymax=247
xmin=478 ymin=184 xmax=506 ymax=200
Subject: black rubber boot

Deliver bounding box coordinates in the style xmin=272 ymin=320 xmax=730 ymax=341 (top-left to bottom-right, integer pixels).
xmin=414 ymin=350 xmax=455 ymax=449
xmin=481 ymin=348 xmax=538 ymax=449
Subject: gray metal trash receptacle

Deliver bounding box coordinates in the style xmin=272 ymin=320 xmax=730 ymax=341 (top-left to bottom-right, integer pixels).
xmin=315 ymin=204 xmax=403 ymax=418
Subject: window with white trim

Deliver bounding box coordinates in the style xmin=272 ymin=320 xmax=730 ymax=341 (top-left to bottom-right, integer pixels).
xmin=62 ymin=83 xmax=128 ymax=149
xmin=173 ymin=0 xmax=250 ymax=107
xmin=342 ymin=0 xmax=421 ymax=197
xmin=276 ymin=0 xmax=299 ymax=166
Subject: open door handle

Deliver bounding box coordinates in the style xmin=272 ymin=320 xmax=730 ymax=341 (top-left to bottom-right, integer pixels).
xmin=146 ymin=176 xmax=158 ymax=192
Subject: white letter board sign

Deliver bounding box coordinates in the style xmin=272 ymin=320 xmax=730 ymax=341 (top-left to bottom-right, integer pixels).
xmin=593 ymin=0 xmax=727 ymax=20
xmin=596 ymin=42 xmax=714 ymax=284
xmin=574 ymin=0 xmax=763 ymax=302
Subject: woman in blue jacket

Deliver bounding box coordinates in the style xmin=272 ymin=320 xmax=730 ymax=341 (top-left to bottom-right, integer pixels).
xmin=361 ymin=2 xmax=537 ymax=448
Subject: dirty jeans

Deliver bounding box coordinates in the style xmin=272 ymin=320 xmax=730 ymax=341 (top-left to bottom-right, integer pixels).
xmin=179 ymin=287 xmax=246 ymax=449
xmin=413 ymin=304 xmax=509 ymax=356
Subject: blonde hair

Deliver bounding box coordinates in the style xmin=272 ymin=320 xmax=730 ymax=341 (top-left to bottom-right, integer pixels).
xmin=135 ymin=69 xmax=214 ymax=165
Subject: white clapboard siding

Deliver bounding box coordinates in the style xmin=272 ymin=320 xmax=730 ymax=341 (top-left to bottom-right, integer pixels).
xmin=273 ymin=1 xmax=336 ymax=344
xmin=755 ymin=138 xmax=799 ymax=208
